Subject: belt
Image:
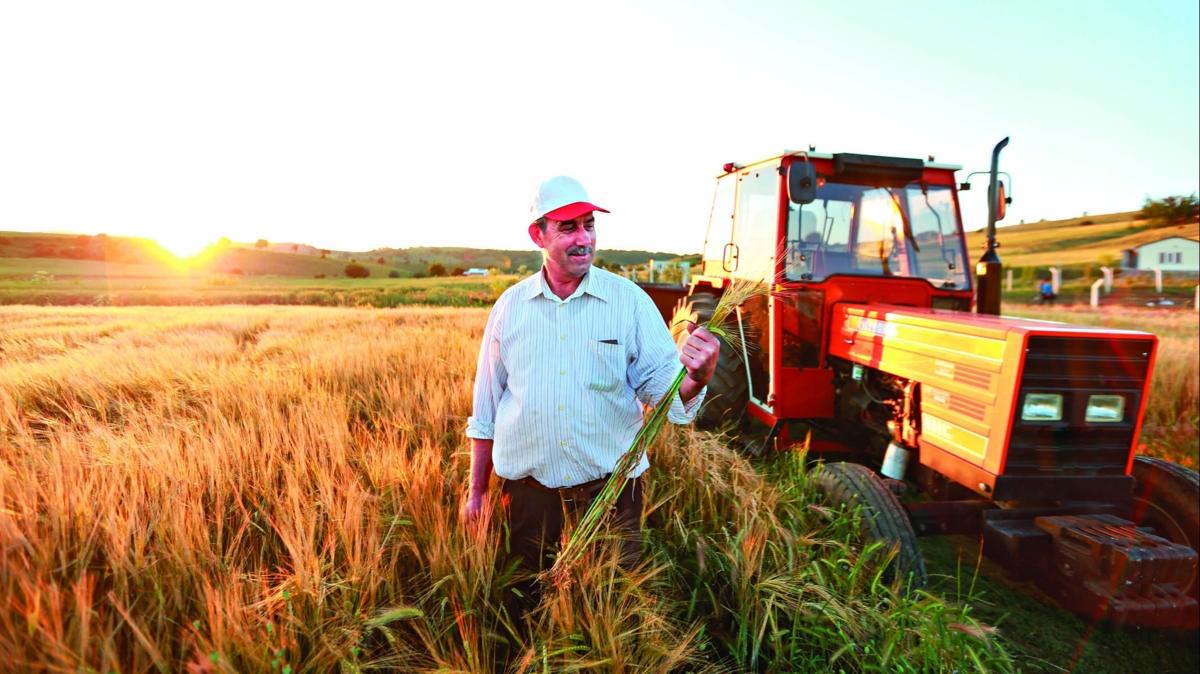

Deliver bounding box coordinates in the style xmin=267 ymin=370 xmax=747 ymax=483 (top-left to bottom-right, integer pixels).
xmin=514 ymin=474 xmax=613 ymax=495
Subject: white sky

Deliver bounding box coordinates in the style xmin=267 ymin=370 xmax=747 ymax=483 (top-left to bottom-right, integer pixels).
xmin=2 ymin=0 xmax=1198 ymax=255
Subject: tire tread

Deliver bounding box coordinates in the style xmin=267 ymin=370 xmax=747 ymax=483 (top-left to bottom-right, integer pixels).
xmin=1131 ymin=455 xmax=1200 ymax=599
xmin=815 ymin=462 xmax=928 ymax=589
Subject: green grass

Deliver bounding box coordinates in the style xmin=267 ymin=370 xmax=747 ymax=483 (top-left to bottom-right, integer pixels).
xmin=921 ymin=536 xmax=1198 ymax=674
xmin=0 ymin=273 xmax=519 ymax=307
xmin=0 ymin=256 xmax=174 ymax=278
xmin=643 ymin=436 xmax=1014 ymax=672
xmin=756 ymin=447 xmax=1199 ymax=673
xmin=1000 ymin=280 xmax=1197 ymax=307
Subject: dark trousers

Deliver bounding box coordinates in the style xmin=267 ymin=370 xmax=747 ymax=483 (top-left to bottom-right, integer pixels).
xmin=500 ymin=475 xmax=643 ymax=619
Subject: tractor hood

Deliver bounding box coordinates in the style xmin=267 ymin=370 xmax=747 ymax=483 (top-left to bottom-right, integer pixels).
xmin=828 ymin=304 xmax=1158 ymax=498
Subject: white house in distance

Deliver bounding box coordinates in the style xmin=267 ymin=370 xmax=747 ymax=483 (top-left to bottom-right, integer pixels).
xmin=1122 ymin=236 xmax=1200 ymax=272
xmin=462 ymin=267 xmax=489 ymax=276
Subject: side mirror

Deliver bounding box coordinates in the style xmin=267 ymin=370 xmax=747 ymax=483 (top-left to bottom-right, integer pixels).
xmin=995 ymin=180 xmax=1007 ymax=221
xmin=788 ymin=161 xmax=817 ymax=204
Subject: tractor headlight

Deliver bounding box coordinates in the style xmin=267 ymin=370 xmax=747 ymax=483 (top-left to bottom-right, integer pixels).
xmin=1021 ymin=393 xmax=1063 ymax=421
xmin=1085 ymin=395 xmax=1125 ymax=423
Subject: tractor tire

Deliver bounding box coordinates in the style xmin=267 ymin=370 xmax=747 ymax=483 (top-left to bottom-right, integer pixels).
xmin=814 ymin=462 xmax=928 ymax=590
xmin=670 ymin=291 xmax=748 ymax=431
xmin=1131 ymin=455 xmax=1200 ymax=600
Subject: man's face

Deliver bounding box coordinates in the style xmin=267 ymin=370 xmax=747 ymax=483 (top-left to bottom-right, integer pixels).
xmin=530 ymin=212 xmax=597 ymax=279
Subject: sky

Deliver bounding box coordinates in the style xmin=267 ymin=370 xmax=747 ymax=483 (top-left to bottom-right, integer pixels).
xmin=1 ymin=0 xmax=1197 ymax=256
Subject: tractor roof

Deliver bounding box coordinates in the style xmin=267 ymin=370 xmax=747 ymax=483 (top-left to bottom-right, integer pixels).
xmin=721 ymin=150 xmax=962 ymax=176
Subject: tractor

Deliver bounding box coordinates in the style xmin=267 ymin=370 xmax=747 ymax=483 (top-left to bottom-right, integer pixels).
xmin=640 ymin=139 xmax=1199 ymax=629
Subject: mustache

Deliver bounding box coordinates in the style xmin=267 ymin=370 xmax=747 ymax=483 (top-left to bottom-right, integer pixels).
xmin=567 ymin=246 xmax=594 ymax=256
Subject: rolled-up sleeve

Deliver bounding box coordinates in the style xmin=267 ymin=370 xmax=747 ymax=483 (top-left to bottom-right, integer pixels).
xmin=466 ymin=298 xmax=508 ymax=439
xmin=628 ymin=293 xmax=706 ymax=424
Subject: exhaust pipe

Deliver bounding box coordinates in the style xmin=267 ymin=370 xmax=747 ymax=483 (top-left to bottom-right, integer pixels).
xmin=975 ymin=137 xmax=1009 ymax=316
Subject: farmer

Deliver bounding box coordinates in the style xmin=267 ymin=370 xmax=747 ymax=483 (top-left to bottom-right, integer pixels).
xmin=461 ymin=175 xmax=720 ymax=598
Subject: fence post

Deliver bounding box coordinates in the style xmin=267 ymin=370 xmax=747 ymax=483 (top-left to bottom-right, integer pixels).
xmin=1090 ymin=278 xmax=1104 ymax=308
xmin=1050 ymin=267 xmax=1061 ymax=294
xmin=1153 ymin=267 xmax=1162 ymax=293
xmin=1101 ymin=266 xmax=1113 ymax=293
xmin=648 ymin=260 xmax=656 ymax=284
xmin=1006 ymin=268 xmax=1013 ymax=291
xmin=680 ymin=262 xmax=691 ymax=287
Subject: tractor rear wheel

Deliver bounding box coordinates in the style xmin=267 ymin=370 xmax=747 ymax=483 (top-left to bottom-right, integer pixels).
xmin=814 ymin=462 xmax=928 ymax=590
xmin=670 ymin=291 xmax=748 ymax=431
xmin=1131 ymin=455 xmax=1200 ymax=599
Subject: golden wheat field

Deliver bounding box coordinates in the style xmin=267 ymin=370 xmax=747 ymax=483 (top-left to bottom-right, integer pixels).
xmin=0 ymin=305 xmax=1018 ymax=673
xmin=0 ymin=304 xmax=1195 ymax=672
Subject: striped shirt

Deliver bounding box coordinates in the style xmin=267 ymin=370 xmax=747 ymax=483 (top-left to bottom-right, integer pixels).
xmin=465 ymin=266 xmax=705 ymax=488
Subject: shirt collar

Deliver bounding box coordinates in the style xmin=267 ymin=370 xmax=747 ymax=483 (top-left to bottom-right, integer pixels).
xmin=523 ymin=266 xmax=611 ymax=303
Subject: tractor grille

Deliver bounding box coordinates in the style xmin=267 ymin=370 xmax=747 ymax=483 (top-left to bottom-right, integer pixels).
xmin=1005 ymin=336 xmax=1153 ymax=476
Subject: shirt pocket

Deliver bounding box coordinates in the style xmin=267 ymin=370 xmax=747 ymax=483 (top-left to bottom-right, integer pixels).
xmin=587 ymin=340 xmax=625 ymax=393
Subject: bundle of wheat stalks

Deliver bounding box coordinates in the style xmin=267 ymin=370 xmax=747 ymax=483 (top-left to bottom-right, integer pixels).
xmin=550 ymin=278 xmax=766 ymax=583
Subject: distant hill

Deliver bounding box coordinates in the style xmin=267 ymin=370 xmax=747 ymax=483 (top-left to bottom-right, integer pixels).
xmin=966 ymin=211 xmax=1199 ymax=268
xmin=10 ymin=210 xmax=1198 ymax=280
xmin=0 ymin=231 xmax=692 ymax=279
xmin=263 ymin=242 xmax=322 ymax=256
xmin=361 ymin=247 xmax=689 ymax=277
xmin=0 ymin=232 xmax=397 ymax=278
xmin=0 ymin=230 xmax=173 ymax=265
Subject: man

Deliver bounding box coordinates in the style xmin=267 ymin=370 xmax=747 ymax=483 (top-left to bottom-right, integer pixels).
xmin=1039 ymin=277 xmax=1056 ymax=304
xmin=461 ymin=175 xmax=720 ymax=588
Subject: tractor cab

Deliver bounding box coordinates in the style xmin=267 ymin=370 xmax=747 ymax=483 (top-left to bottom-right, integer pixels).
xmin=691 ymin=152 xmax=976 ymax=420
xmin=701 ymin=152 xmax=972 ymax=297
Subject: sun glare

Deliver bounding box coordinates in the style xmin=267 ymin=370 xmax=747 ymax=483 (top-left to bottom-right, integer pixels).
xmin=156 ymin=233 xmax=214 ymax=260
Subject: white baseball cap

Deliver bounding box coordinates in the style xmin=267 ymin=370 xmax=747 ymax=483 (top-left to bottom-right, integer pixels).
xmin=530 ymin=175 xmax=610 ymax=223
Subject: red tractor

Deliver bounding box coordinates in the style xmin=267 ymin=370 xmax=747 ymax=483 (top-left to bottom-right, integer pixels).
xmin=641 ymin=140 xmax=1199 ymax=629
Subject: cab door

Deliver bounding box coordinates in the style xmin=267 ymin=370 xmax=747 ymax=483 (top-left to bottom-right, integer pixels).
xmin=701 ymin=175 xmax=737 ymax=276
xmin=729 ymin=164 xmax=781 ymax=411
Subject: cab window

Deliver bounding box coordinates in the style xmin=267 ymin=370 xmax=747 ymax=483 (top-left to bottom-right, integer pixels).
xmin=731 ymin=166 xmax=780 ymax=282
xmin=702 ymin=176 xmax=736 ymax=276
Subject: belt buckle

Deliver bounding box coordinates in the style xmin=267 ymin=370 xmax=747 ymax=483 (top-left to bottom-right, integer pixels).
xmin=560 ymin=483 xmax=578 ymax=506
xmin=560 ymin=478 xmax=595 ymax=505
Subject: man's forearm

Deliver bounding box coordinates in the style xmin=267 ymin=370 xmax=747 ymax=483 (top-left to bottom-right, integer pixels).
xmin=678 ymin=373 xmax=705 ymax=403
xmin=469 ymin=438 xmax=494 ymax=496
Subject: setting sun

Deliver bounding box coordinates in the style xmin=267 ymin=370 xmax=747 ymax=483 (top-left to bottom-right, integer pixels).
xmin=155 ymin=231 xmax=215 ymax=259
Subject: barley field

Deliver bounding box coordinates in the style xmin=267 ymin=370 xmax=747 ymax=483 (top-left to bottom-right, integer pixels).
xmin=0 ymin=305 xmax=1194 ymax=672
xmin=0 ymin=306 xmax=1014 ymax=673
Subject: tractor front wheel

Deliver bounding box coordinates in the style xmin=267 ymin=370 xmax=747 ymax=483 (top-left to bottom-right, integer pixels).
xmin=670 ymin=291 xmax=748 ymax=431
xmin=814 ymin=462 xmax=928 ymax=590
xmin=1131 ymin=455 xmax=1200 ymax=600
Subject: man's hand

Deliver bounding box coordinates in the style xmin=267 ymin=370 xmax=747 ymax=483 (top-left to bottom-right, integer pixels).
xmin=460 ymin=438 xmax=494 ymax=530
xmin=680 ymin=323 xmax=720 ymax=387
xmin=460 ymin=490 xmax=487 ymax=525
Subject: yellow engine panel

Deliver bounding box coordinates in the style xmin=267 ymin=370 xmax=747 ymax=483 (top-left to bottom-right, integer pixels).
xmin=828 ymin=304 xmax=1157 ymax=487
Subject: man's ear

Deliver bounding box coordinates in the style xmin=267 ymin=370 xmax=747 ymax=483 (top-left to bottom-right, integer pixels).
xmin=528 ymin=223 xmax=544 ymax=248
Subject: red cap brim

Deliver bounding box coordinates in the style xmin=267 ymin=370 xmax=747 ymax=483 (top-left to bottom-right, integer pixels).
xmin=542 ymin=201 xmax=609 ymax=222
